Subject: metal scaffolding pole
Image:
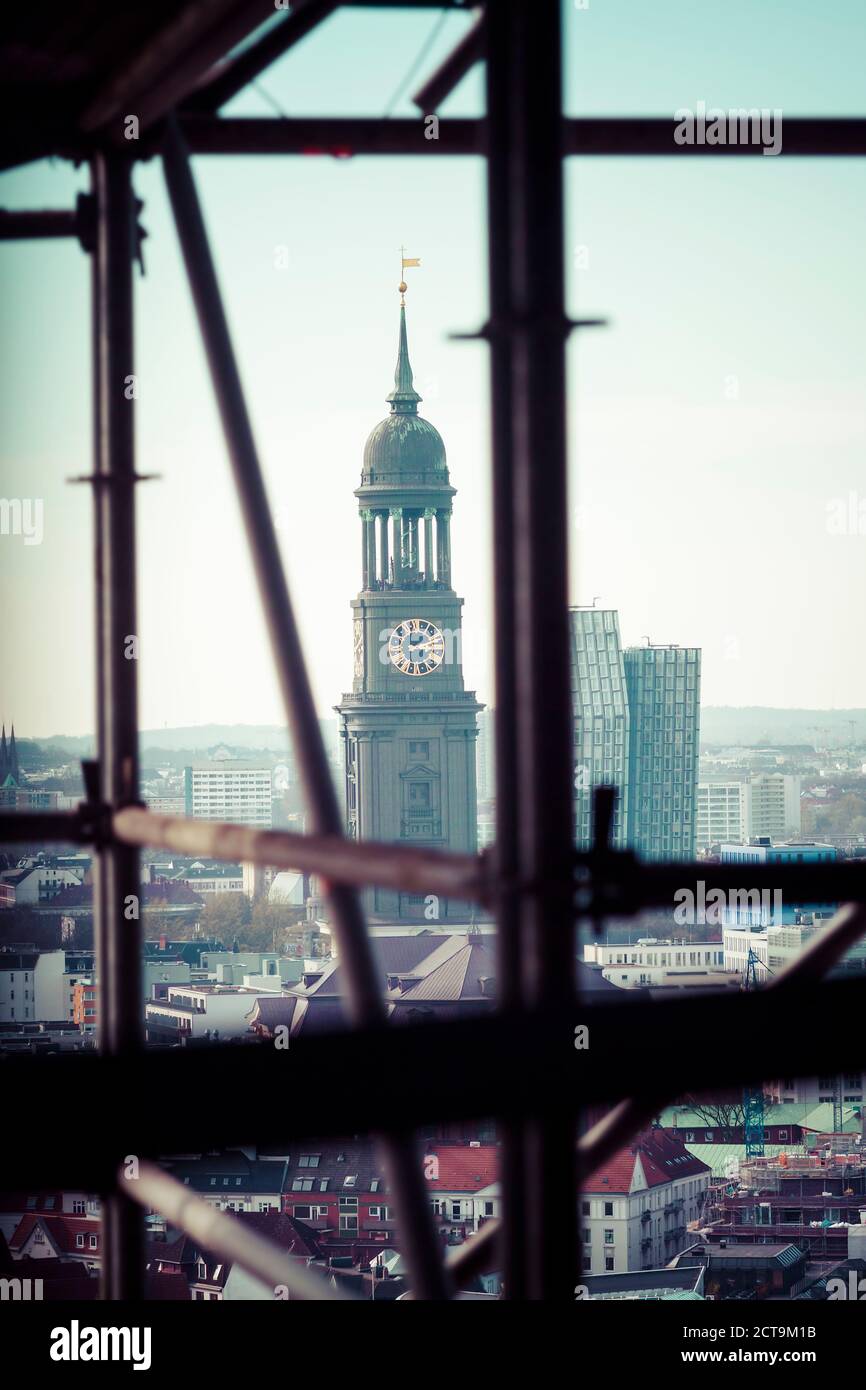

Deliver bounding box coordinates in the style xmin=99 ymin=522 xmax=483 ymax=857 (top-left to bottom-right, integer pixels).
xmin=160 ymin=118 xmax=450 ymax=1300
xmin=498 ymin=0 xmax=577 ymax=1302
xmin=484 ymin=0 xmax=525 ymax=1303
xmin=90 ymin=149 xmax=145 ymax=1301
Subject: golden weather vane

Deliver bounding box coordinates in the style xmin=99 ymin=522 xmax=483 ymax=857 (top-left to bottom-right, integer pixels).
xmin=399 ymin=246 xmax=421 ymax=304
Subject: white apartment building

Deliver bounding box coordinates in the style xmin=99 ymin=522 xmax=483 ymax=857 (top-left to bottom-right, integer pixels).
xmin=145 ymin=985 xmax=263 ymax=1043
xmin=0 ymin=948 xmax=66 ymax=1023
xmin=581 ymin=1130 xmax=711 ymax=1274
xmin=697 ymin=780 xmax=748 ymax=849
xmin=146 ymin=795 xmax=185 ymax=815
xmin=697 ymin=773 xmax=801 ymax=850
xmin=172 ymin=863 xmax=244 ymax=894
xmin=184 ymin=759 xmax=273 ymax=828
xmin=749 ymin=773 xmax=801 ymax=840
xmin=0 ymin=863 xmax=84 ymax=905
xmin=583 ymin=938 xmax=726 ymax=989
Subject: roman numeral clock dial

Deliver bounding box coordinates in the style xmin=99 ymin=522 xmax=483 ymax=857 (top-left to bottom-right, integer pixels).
xmin=388 ymin=618 xmax=445 ymax=677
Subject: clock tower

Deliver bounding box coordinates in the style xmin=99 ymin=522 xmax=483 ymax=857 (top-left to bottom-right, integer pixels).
xmin=337 ymin=288 xmax=481 ymax=923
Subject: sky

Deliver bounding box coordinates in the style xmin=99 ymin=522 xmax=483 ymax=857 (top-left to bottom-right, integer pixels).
xmin=1 ymin=0 xmax=865 ymax=740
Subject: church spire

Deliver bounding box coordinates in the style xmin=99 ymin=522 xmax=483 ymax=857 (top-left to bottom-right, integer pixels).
xmin=385 ymin=289 xmax=421 ymax=415
xmin=8 ymin=724 xmax=19 ymax=785
xmin=0 ymin=726 xmax=7 ymax=784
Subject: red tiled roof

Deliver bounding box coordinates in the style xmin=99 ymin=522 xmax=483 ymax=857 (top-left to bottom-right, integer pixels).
xmin=423 ymin=1145 xmax=499 ymax=1192
xmin=582 ymin=1128 xmax=711 ymax=1195
xmin=229 ymin=1210 xmax=323 ymax=1261
xmin=10 ymin=1213 xmax=100 ymax=1254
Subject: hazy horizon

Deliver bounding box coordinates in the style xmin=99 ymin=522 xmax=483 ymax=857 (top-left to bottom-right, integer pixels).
xmin=3 ymin=0 xmax=865 ymax=737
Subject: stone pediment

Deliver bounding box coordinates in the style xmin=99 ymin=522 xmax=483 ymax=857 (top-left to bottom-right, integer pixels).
xmin=400 ymin=763 xmax=440 ymax=780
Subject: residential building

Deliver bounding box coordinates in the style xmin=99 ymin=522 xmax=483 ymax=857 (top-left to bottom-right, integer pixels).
xmin=569 ymin=607 xmax=630 ymax=848
xmin=0 ymin=948 xmax=65 ymax=1023
xmin=183 ymin=759 xmax=273 ymax=828
xmin=162 ymin=1153 xmax=287 ymax=1215
xmin=425 ymin=1145 xmax=500 ymax=1238
xmin=8 ymin=1213 xmax=102 ymax=1273
xmin=170 ymin=863 xmax=244 ymax=895
xmin=583 ymin=938 xmax=726 ymax=990
xmin=697 ymin=778 xmax=748 ymax=850
xmin=278 ymin=1139 xmax=499 ymax=1262
xmin=144 ymin=984 xmax=262 ymax=1043
xmin=476 ymin=706 xmax=496 ymax=803
xmin=0 ymin=862 xmax=84 ymax=905
xmin=580 ymin=1129 xmax=711 ymax=1274
xmin=748 ymin=773 xmax=802 ymax=840
xmin=71 ymin=980 xmax=97 ymax=1031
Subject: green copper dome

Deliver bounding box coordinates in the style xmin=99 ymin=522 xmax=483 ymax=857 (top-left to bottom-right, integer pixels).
xmin=362 ymin=304 xmax=448 ymax=483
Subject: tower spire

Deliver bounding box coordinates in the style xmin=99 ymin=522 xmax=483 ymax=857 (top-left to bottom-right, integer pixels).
xmin=8 ymin=724 xmax=19 ymax=785
xmin=385 ymin=289 xmax=421 ymax=415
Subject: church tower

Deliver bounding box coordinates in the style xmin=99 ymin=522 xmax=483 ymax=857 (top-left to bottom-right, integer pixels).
xmin=337 ymin=287 xmax=481 ymax=923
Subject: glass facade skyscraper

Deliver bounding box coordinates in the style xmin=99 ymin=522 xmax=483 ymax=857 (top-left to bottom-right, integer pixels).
xmin=568 ymin=608 xmax=630 ymax=848
xmin=569 ymin=613 xmax=701 ymax=859
xmin=623 ymin=644 xmax=701 ymax=861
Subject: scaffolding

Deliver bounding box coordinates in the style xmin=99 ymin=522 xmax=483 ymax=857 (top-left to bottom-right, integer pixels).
xmin=2 ymin=0 xmax=866 ymax=1302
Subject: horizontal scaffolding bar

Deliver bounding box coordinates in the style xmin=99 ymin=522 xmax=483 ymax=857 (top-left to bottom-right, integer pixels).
xmin=8 ymin=116 xmax=866 ymax=171
xmin=574 ymin=852 xmax=866 ymax=916
xmin=178 ymin=114 xmax=480 ymax=155
xmin=3 ymin=975 xmax=865 ymax=1193
xmin=0 ymin=208 xmax=79 ymax=239
xmin=113 ymin=805 xmax=489 ymax=901
xmin=172 ymin=115 xmax=866 ymax=159
xmin=3 ymin=808 xmax=865 ymax=910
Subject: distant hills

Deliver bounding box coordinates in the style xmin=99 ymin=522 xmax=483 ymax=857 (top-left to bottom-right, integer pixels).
xmin=699 ymin=708 xmax=866 ymax=748
xmin=21 ymin=710 xmax=866 ymax=766
xmin=22 ymin=723 xmax=340 ymax=769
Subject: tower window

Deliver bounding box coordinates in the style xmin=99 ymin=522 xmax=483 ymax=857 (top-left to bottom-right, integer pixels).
xmin=409 ymin=740 xmax=429 ymax=759
xmin=409 ymin=783 xmax=431 ymax=806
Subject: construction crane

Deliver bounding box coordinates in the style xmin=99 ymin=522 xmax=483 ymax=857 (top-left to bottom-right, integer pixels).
xmin=743 ymin=947 xmax=766 ymax=1159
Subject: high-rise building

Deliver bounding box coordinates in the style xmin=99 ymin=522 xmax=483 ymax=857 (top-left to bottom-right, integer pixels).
xmin=568 ymin=608 xmax=630 ymax=848
xmin=337 ymin=294 xmax=481 ymax=923
xmin=748 ymin=772 xmax=802 ymax=840
xmin=476 ymin=707 xmax=496 ymax=803
xmin=696 ymin=772 xmax=801 ymax=850
xmin=623 ymin=644 xmax=701 ymax=861
xmin=697 ymin=778 xmax=749 ymax=850
xmin=183 ymin=759 xmax=273 ymax=828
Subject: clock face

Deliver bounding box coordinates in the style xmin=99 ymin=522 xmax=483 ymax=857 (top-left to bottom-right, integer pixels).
xmin=388 ymin=618 xmax=445 ymax=676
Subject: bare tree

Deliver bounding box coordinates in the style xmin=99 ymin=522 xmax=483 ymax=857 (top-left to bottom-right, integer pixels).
xmin=681 ymin=1095 xmax=745 ymax=1135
